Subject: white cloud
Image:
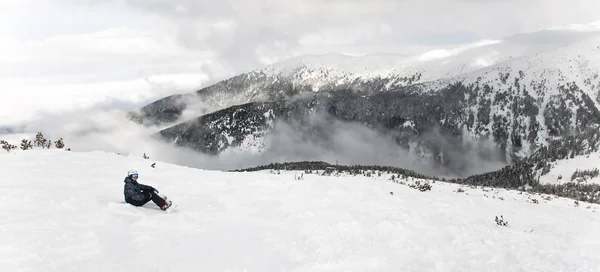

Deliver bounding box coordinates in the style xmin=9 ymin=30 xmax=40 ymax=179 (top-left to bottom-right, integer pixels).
xmin=0 ymin=74 xmax=208 ymax=125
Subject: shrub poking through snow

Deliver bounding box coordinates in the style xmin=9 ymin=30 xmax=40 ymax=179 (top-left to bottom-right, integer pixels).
xmin=21 ymin=139 xmax=32 ymax=150
xmin=495 ymin=215 xmax=508 ymax=226
xmin=1 ymin=140 xmax=17 ymax=152
xmin=409 ymin=180 xmax=432 ymax=191
xmin=419 ymin=183 xmax=432 ymax=191
xmin=35 ymin=132 xmax=46 ymax=148
xmin=55 ymin=138 xmax=65 ymax=149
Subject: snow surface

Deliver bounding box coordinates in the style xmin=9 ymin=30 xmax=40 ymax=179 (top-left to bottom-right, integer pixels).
xmin=539 ymin=151 xmax=600 ymax=185
xmin=1 ymin=149 xmax=600 ymax=271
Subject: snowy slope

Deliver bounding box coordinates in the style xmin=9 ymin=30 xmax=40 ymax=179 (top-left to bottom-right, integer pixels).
xmin=1 ymin=149 xmax=600 ymax=271
xmin=539 ymin=151 xmax=600 ymax=185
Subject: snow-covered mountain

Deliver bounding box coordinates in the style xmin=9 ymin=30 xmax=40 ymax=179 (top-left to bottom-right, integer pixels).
xmin=153 ymin=88 xmax=506 ymax=177
xmin=131 ymin=26 xmax=600 ymax=125
xmin=2 ymin=148 xmax=600 ymax=271
xmin=459 ymin=128 xmax=600 ymax=191
xmin=130 ymin=23 xmax=600 ymax=177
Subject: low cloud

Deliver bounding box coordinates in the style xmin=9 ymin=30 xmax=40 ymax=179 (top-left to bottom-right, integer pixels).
xmin=142 ymin=110 xmax=508 ymax=178
xmin=2 ymin=102 xmax=507 ymax=179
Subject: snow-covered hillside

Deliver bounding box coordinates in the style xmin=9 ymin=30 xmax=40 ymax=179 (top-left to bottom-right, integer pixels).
xmin=539 ymin=151 xmax=600 ymax=185
xmin=2 ymin=149 xmax=600 ymax=271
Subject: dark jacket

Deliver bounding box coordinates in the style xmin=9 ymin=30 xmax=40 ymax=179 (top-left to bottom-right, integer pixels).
xmin=124 ymin=176 xmax=154 ymax=203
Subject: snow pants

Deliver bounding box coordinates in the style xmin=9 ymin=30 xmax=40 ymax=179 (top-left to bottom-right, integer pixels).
xmin=126 ymin=189 xmax=166 ymax=208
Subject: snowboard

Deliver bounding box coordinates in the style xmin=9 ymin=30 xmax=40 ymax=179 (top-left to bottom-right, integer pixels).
xmin=161 ymin=196 xmax=177 ymax=213
xmin=164 ymin=204 xmax=178 ymax=213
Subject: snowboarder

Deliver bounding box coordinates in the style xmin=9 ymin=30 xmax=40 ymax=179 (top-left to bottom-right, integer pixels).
xmin=124 ymin=169 xmax=172 ymax=211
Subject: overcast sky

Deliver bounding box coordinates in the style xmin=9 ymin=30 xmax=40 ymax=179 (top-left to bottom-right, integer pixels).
xmin=1 ymin=0 xmax=600 ymax=125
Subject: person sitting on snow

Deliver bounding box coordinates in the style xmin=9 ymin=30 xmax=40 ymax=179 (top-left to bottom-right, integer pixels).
xmin=124 ymin=169 xmax=172 ymax=211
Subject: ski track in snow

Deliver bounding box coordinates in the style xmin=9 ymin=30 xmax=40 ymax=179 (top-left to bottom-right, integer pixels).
xmin=1 ymin=149 xmax=600 ymax=271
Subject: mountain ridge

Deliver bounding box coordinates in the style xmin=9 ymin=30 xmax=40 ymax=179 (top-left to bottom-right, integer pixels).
xmin=132 ymin=24 xmax=600 ymax=177
xmin=131 ymin=29 xmax=600 ymax=126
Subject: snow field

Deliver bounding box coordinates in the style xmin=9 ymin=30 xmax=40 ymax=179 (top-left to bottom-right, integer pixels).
xmin=539 ymin=151 xmax=600 ymax=185
xmin=1 ymin=149 xmax=599 ymax=271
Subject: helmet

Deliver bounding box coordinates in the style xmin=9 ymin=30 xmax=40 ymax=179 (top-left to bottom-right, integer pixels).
xmin=127 ymin=169 xmax=138 ymax=177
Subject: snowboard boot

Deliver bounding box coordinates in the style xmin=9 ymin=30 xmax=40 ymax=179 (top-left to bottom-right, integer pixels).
xmin=160 ymin=196 xmax=172 ymax=211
